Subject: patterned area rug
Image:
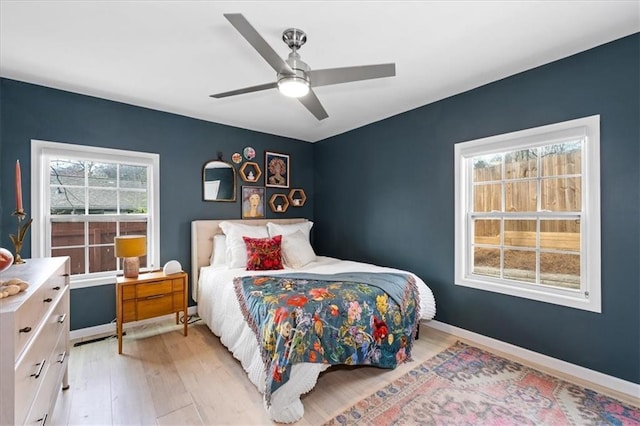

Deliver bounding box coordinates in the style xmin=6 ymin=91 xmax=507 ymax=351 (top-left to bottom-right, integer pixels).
xmin=324 ymin=341 xmax=640 ymax=425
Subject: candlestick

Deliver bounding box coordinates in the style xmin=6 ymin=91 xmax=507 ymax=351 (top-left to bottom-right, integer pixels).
xmin=15 ymin=160 xmax=23 ymax=213
xmin=10 ymin=210 xmax=31 ymax=264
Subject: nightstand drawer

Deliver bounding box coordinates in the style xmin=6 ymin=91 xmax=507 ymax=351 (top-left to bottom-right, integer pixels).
xmin=122 ymin=286 xmax=136 ymax=300
xmin=172 ymin=278 xmax=184 ymax=292
xmin=137 ymin=294 xmax=173 ymax=320
xmin=122 ymin=300 xmax=136 ymax=322
xmin=136 ymin=281 xmax=171 ymax=298
xmin=173 ymin=291 xmax=185 ymax=311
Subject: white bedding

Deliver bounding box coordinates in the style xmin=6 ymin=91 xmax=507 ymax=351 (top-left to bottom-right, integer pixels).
xmin=197 ymin=256 xmax=436 ymax=423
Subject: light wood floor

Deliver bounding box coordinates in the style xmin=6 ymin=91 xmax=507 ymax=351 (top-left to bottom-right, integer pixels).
xmin=50 ymin=317 xmax=634 ymax=425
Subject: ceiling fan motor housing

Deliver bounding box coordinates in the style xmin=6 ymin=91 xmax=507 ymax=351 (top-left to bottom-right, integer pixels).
xmin=279 ymin=51 xmax=310 ymax=81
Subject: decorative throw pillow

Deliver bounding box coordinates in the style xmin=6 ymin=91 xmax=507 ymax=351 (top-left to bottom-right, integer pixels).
xmin=281 ymin=230 xmax=317 ymax=269
xmin=267 ymin=221 xmax=313 ymax=240
xmin=209 ymin=234 xmax=227 ymax=267
xmin=219 ymin=221 xmax=269 ymax=269
xmin=243 ymin=235 xmax=284 ymax=271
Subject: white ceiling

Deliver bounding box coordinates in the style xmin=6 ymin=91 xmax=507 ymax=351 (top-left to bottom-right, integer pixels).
xmin=1 ymin=1 xmax=638 ymax=143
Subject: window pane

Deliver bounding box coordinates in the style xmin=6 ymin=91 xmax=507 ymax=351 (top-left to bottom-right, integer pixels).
xmin=541 ymin=142 xmax=582 ymax=176
xmin=50 ymin=159 xmax=85 ymax=186
xmin=473 ymin=219 xmax=500 ymax=246
xmin=473 ymin=154 xmax=502 ymax=182
xmin=541 ymin=177 xmax=581 ymax=211
xmin=88 ymin=222 xmax=116 ymax=245
xmin=505 ymin=149 xmax=537 ymax=179
xmin=540 ymin=253 xmax=580 ymax=289
xmin=473 ymin=247 xmax=500 ymax=277
xmin=88 ymin=162 xmax=117 ymax=187
xmin=505 ymin=180 xmax=537 ymax=212
xmin=88 ymin=188 xmax=117 ymax=214
xmin=50 ymin=187 xmax=85 ymax=214
xmin=120 ymin=221 xmax=147 ymax=236
xmin=540 ymin=220 xmax=580 ymax=251
xmin=120 ymin=165 xmax=147 ymax=189
xmin=52 ymin=247 xmax=85 ymax=275
xmin=52 ymin=222 xmax=84 ymax=247
xmin=120 ymin=190 xmax=148 ymax=213
xmin=504 ymin=220 xmax=536 ymax=248
xmin=504 ymin=249 xmax=536 ymax=283
xmin=89 ymin=246 xmax=117 ymax=273
xmin=473 ymin=183 xmax=501 ymax=212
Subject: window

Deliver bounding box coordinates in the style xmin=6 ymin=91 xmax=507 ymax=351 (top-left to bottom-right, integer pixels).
xmin=31 ymin=140 xmax=160 ymax=288
xmin=454 ymin=116 xmax=601 ymax=312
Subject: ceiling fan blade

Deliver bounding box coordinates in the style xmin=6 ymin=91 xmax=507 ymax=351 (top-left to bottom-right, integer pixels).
xmin=210 ymin=82 xmax=278 ymax=98
xmin=224 ymin=13 xmax=293 ymax=75
xmin=298 ymin=89 xmax=328 ymax=120
xmin=308 ymin=63 xmax=396 ymax=87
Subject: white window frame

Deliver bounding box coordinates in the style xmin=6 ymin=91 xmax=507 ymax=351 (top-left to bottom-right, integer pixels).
xmin=31 ymin=140 xmax=160 ymax=289
xmin=454 ymin=115 xmax=601 ymax=313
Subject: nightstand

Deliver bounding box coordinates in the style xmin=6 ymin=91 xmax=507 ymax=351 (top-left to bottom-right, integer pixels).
xmin=115 ymin=270 xmax=188 ymax=354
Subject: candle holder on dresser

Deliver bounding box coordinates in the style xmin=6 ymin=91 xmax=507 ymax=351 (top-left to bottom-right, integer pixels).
xmin=9 ymin=209 xmax=32 ymax=264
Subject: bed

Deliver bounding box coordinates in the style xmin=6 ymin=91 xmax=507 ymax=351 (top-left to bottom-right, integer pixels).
xmin=191 ymin=218 xmax=436 ymax=423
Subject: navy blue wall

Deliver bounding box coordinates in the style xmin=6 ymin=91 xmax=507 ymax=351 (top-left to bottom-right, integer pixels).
xmin=314 ymin=34 xmax=640 ymax=384
xmin=0 ymin=79 xmax=314 ymax=330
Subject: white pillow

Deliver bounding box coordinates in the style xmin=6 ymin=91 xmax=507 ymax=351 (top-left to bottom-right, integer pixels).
xmin=219 ymin=222 xmax=269 ymax=269
xmin=209 ymin=234 xmax=227 ymax=267
xmin=267 ymin=221 xmax=313 ymax=240
xmin=281 ymin=230 xmax=317 ymax=269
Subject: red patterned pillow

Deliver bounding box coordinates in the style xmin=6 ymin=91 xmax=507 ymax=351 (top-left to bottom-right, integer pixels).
xmin=242 ymin=235 xmax=284 ymax=271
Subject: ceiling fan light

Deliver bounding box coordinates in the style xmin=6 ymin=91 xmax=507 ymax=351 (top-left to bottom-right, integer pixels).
xmin=278 ymin=76 xmax=310 ymax=98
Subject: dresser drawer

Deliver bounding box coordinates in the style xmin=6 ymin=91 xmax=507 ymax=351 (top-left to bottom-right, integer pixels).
xmin=23 ymin=329 xmax=69 ymax=426
xmin=137 ymin=294 xmax=173 ymax=320
xmin=136 ymin=280 xmax=172 ymax=298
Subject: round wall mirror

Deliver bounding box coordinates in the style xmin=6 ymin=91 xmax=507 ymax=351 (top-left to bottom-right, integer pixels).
xmin=203 ymin=160 xmax=236 ymax=202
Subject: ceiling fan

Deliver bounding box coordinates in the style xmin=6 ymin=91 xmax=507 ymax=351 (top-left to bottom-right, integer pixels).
xmin=210 ymin=14 xmax=396 ymax=120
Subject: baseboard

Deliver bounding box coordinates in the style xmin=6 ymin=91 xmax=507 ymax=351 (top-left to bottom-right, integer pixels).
xmin=424 ymin=319 xmax=640 ymax=402
xmin=70 ymin=306 xmax=198 ymax=341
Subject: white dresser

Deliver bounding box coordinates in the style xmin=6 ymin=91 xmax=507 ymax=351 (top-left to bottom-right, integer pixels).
xmin=0 ymin=257 xmax=70 ymax=426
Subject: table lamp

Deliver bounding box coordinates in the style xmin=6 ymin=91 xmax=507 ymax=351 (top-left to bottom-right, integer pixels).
xmin=114 ymin=235 xmax=147 ymax=278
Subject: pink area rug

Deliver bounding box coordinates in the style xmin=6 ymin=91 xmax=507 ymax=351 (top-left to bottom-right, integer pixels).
xmin=325 ymin=341 xmax=640 ymax=425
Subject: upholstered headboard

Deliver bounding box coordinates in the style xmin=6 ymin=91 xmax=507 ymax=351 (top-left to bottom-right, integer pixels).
xmin=190 ymin=218 xmax=308 ymax=300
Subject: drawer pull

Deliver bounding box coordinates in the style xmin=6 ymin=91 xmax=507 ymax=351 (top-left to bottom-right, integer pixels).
xmin=31 ymin=359 xmax=46 ymax=379
xmin=19 ymin=326 xmax=32 ymax=333
xmin=58 ymin=313 xmax=67 ymax=324
xmin=63 ymin=273 xmax=70 ymax=277
xmin=53 ymin=286 xmax=61 ymax=290
xmin=36 ymin=413 xmax=48 ymax=426
xmin=58 ymin=351 xmax=67 ymax=364
xmin=145 ymin=294 xmax=166 ymax=300
xmin=43 ymin=298 xmax=53 ymax=303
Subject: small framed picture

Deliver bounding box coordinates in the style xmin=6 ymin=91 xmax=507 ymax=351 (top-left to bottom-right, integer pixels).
xmin=242 ymin=186 xmax=266 ymax=219
xmin=265 ymin=151 xmax=290 ymax=188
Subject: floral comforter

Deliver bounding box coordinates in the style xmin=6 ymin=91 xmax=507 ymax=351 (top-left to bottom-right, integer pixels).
xmin=233 ymin=272 xmax=420 ymax=404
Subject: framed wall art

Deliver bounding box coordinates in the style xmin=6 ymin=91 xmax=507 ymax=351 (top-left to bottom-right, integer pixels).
xmin=265 ymin=151 xmax=289 ymax=188
xmin=241 ymin=186 xmax=266 ymax=219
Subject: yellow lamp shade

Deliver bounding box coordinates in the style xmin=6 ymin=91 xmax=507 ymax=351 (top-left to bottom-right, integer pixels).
xmin=114 ymin=235 xmax=147 ymax=258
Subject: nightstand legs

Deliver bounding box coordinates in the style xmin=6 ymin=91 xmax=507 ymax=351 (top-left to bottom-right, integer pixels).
xmin=116 ymin=283 xmax=123 ymax=354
